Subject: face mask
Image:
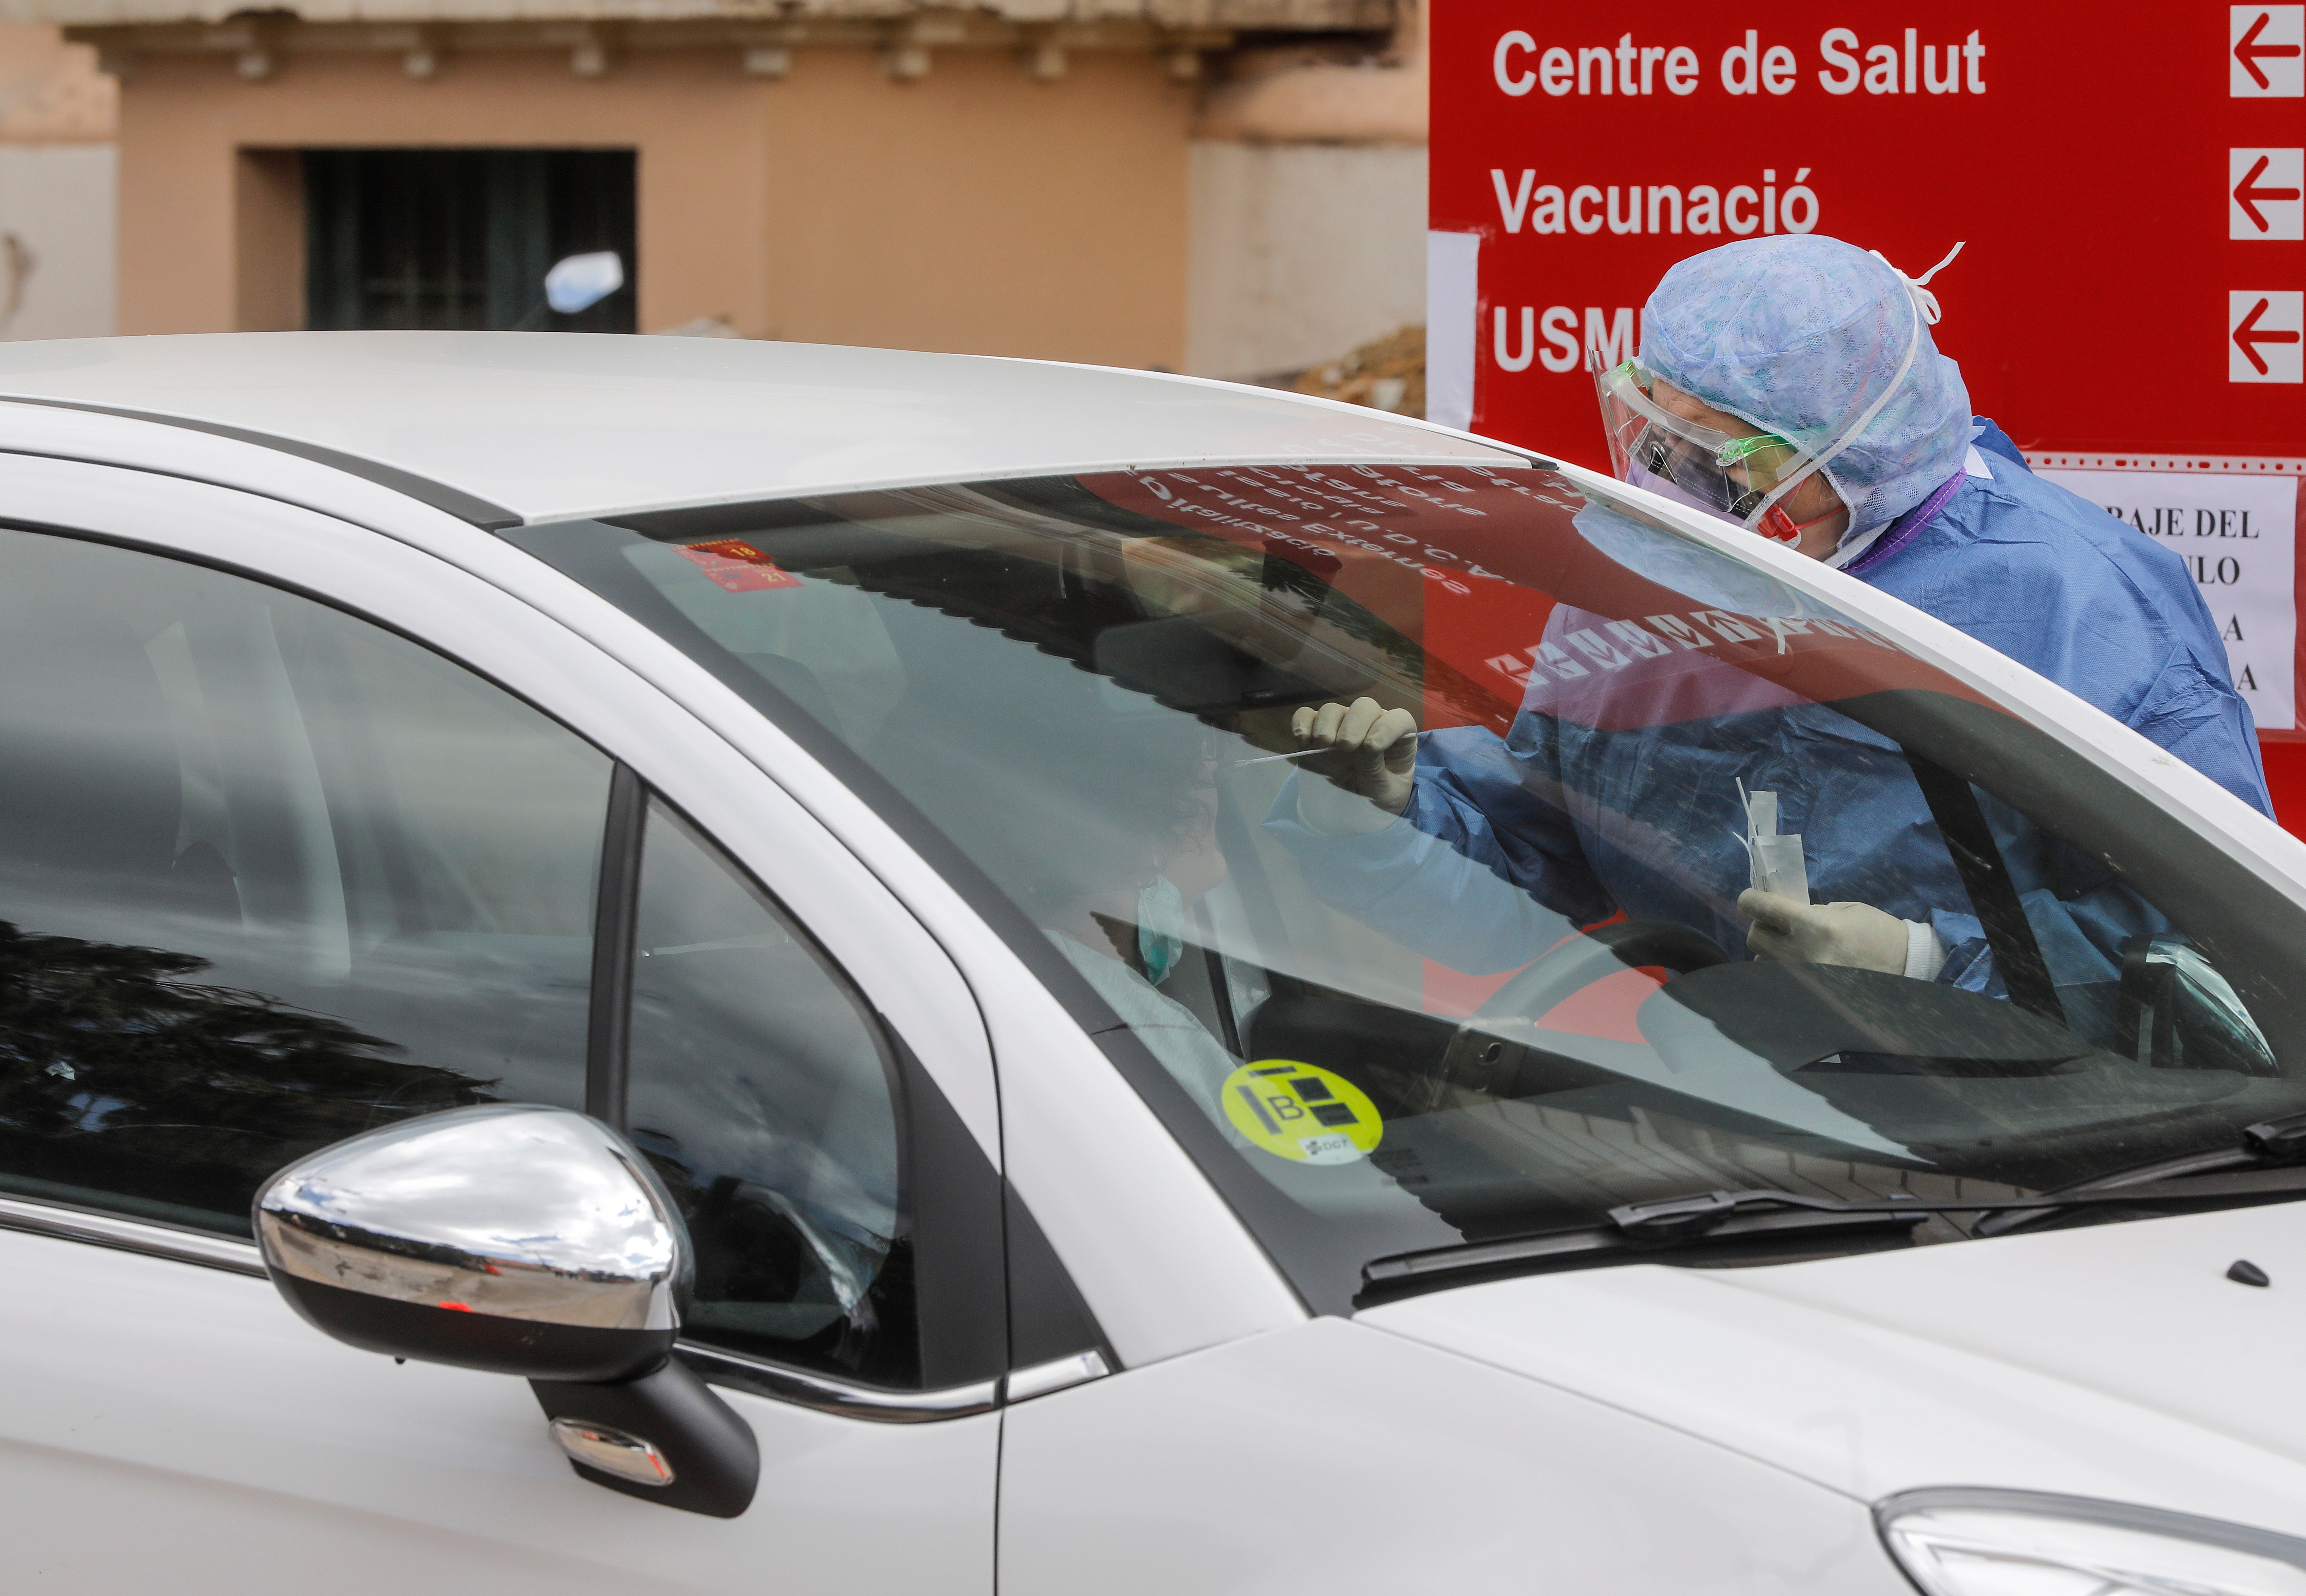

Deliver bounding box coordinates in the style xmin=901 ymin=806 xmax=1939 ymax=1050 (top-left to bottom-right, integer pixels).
xmin=1602 ymin=363 xmax=1827 ymax=539
xmin=1137 ymin=875 xmax=1186 ymax=986
xmin=1621 ymin=457 xmax=1744 ymax=525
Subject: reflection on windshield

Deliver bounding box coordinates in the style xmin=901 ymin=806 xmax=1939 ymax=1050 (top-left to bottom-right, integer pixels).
xmin=0 ymin=920 xmax=489 ymax=1232
xmin=511 ymin=466 xmax=2306 ymax=1312
xmin=0 ymin=529 xmax=610 ymax=1237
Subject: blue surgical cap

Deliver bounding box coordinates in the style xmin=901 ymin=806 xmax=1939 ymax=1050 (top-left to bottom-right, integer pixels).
xmin=1639 ymin=235 xmax=1971 ymax=535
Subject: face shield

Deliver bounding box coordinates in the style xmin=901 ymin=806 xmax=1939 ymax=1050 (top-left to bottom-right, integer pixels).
xmin=1596 ymin=242 xmax=1965 ymax=545
xmin=1594 ymin=359 xmax=1825 ymax=543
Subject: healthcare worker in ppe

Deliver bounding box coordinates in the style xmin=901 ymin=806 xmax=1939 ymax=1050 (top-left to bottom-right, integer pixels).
xmin=1270 ymin=234 xmax=2270 ymax=1005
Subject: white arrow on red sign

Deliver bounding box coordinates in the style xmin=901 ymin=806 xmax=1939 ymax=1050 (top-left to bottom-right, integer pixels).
xmin=2235 ymin=154 xmax=2304 ymax=230
xmin=2232 ymin=148 xmax=2305 ymax=238
xmin=2233 ymin=6 xmax=2305 ymax=95
xmin=2232 ymin=291 xmax=2304 ymax=382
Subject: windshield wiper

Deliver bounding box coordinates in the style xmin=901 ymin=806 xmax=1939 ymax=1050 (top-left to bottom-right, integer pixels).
xmin=1361 ymin=1119 xmax=2306 ymax=1299
xmin=1603 ymin=1165 xmax=2306 ymax=1237
xmin=1360 ymin=1201 xmax=1934 ymax=1298
xmin=1968 ymin=1111 xmax=2306 ymax=1236
xmin=2080 ymin=1110 xmax=2306 ymax=1185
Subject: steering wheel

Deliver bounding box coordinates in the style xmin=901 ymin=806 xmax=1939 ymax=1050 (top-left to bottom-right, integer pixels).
xmin=1427 ymin=921 xmax=1733 ymax=1108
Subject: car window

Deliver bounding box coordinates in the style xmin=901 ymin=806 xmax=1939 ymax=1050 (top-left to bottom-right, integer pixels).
xmin=507 ymin=468 xmax=2306 ymax=1314
xmin=0 ymin=529 xmax=607 ymax=1236
xmin=623 ymin=797 xmax=914 ymax=1387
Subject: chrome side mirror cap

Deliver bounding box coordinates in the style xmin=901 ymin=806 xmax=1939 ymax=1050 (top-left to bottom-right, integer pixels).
xmin=255 ymin=1104 xmax=758 ymax=1516
xmin=254 ymin=1103 xmax=686 ymax=1383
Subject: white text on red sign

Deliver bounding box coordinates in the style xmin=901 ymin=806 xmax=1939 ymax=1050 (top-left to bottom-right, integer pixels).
xmin=1492 ymin=169 xmax=1821 ymax=237
xmin=1494 ymin=27 xmax=1985 ymax=98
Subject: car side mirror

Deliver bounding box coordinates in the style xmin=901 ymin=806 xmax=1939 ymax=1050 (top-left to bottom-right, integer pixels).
xmin=254 ymin=1103 xmax=759 ymax=1517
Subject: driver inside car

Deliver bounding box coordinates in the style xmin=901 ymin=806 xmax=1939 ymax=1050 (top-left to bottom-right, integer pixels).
xmin=1269 ymin=235 xmax=2271 ymax=1004
xmin=971 ymin=713 xmax=1242 ymax=1113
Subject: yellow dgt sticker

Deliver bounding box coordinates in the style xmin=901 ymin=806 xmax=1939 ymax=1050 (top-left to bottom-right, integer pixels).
xmin=1221 ymin=1061 xmax=1383 ymax=1165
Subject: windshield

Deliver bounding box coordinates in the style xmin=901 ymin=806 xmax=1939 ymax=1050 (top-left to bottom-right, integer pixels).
xmin=507 ymin=465 xmax=2306 ymax=1312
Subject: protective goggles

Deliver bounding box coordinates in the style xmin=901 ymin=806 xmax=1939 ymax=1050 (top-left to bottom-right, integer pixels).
xmin=1593 ymin=359 xmax=1824 ymax=543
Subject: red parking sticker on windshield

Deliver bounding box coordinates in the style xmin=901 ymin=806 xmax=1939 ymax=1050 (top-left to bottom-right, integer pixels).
xmin=678 ymin=539 xmax=803 ymax=593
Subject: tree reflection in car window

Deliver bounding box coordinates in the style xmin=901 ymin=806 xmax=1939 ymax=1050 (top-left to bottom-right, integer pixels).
xmin=0 ymin=530 xmax=607 ymax=1235
xmin=0 ymin=920 xmax=487 ymax=1230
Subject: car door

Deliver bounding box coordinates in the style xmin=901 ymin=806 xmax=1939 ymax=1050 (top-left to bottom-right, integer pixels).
xmin=0 ymin=454 xmax=1019 ymax=1595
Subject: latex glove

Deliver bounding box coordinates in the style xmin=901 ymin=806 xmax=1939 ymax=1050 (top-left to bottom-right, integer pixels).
xmin=1290 ymin=698 xmax=1418 ymax=817
xmin=1739 ymin=888 xmax=1913 ymax=975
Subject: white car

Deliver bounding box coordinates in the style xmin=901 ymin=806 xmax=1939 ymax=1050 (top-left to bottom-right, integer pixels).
xmin=0 ymin=332 xmax=2303 ymax=1596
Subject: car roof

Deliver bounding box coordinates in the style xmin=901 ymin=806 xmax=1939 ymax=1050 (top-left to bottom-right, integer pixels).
xmin=0 ymin=332 xmax=1530 ymax=527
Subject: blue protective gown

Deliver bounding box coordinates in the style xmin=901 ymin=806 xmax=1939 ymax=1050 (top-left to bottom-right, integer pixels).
xmin=1267 ymin=431 xmax=2271 ymax=1011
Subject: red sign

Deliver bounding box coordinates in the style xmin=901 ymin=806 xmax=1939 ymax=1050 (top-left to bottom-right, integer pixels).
xmin=677 ymin=539 xmax=804 ymax=593
xmin=1429 ymin=4 xmax=2306 ymax=819
xmin=1429 ymin=4 xmax=2303 ymax=459
xmin=1080 ymin=465 xmax=1995 ymax=738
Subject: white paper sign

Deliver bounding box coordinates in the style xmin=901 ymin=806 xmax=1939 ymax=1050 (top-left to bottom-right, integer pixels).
xmin=1424 ymin=230 xmax=1479 ymax=431
xmin=2037 ymin=468 xmax=2298 ymax=731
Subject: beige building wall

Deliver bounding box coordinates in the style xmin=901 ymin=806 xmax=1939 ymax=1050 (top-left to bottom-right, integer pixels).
xmin=1183 ymin=0 xmax=1425 ymax=378
xmin=115 ymin=45 xmax=1192 ymax=367
xmin=1185 ymin=140 xmax=1422 ymax=380
xmin=0 ymin=23 xmax=113 ymax=337
xmin=0 ymin=142 xmax=113 ymax=336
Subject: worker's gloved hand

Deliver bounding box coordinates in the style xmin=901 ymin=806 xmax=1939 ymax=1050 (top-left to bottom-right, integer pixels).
xmin=1738 ymin=889 xmax=1914 ymax=975
xmin=1291 ymin=698 xmax=1418 ymax=817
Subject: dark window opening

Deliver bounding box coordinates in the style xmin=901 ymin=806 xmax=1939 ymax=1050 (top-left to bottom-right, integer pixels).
xmin=304 ymin=148 xmax=636 ymax=333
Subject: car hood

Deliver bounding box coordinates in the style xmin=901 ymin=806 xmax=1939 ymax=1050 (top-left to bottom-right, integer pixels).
xmin=1358 ymin=1201 xmax=2306 ymax=1532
